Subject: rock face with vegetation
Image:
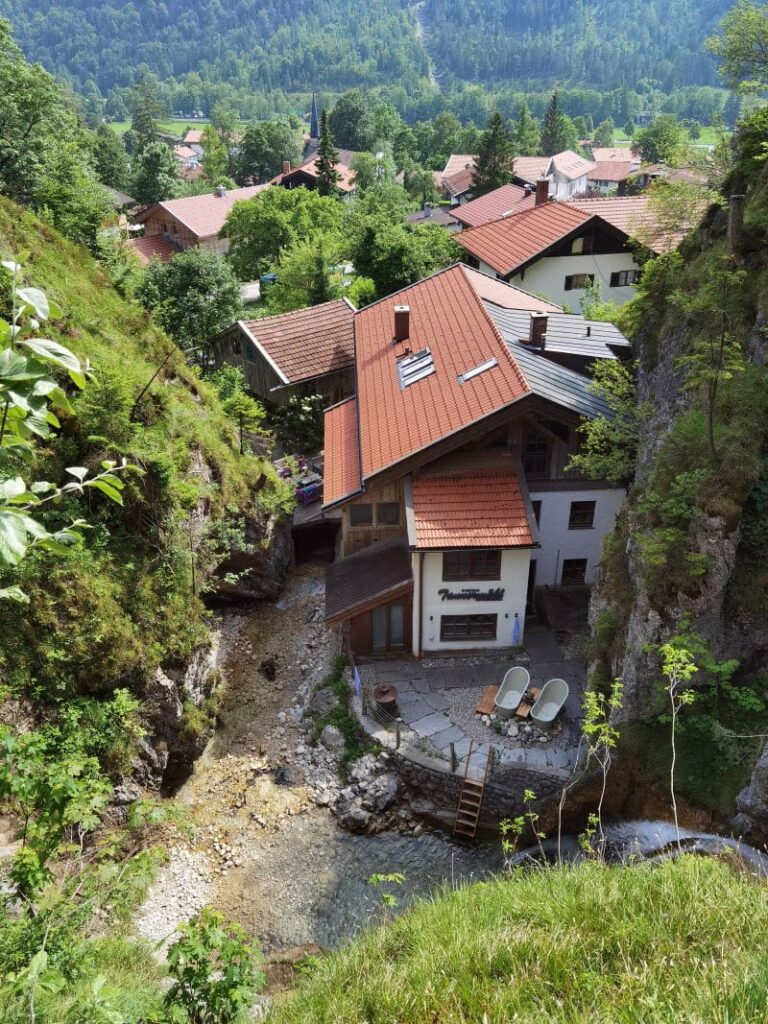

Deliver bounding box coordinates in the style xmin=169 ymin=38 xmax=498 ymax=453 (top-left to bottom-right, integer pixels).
xmin=0 ymin=197 xmax=294 ymax=790
xmin=582 ymin=112 xmax=768 ymax=832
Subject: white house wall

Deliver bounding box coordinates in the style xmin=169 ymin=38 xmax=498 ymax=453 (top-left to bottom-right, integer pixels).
xmin=528 ymin=487 xmax=625 ymax=586
xmin=506 ymin=253 xmax=640 ymax=307
xmin=549 ymin=172 xmax=589 ymax=199
xmin=417 ymin=548 xmax=531 ymax=653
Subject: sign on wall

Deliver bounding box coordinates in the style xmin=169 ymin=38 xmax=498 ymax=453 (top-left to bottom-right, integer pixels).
xmin=437 ymin=587 xmax=505 ymax=602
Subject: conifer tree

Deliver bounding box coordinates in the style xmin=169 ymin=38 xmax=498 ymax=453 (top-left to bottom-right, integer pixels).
xmin=510 ymin=103 xmax=541 ymax=156
xmin=315 ymin=109 xmax=341 ymax=197
xmin=471 ymin=112 xmax=513 ymax=197
xmin=541 ymin=93 xmax=562 ymax=156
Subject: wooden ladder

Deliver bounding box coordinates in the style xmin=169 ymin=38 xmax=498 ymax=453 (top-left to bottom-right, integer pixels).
xmin=452 ymin=742 xmax=493 ymax=843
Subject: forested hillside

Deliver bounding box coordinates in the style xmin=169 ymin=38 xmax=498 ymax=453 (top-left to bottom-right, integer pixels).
xmin=0 ymin=0 xmax=735 ymax=117
xmin=423 ymin=0 xmax=732 ymax=91
xmin=0 ymin=0 xmax=428 ymax=94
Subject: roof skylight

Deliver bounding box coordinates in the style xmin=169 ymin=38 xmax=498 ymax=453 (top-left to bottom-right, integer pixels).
xmin=398 ymin=348 xmax=435 ymax=388
xmin=457 ymin=357 xmax=498 ymax=384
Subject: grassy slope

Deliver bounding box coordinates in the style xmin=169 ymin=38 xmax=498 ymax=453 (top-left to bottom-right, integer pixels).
xmin=0 ymin=198 xmax=288 ymax=695
xmin=269 ymin=857 xmax=768 ymax=1024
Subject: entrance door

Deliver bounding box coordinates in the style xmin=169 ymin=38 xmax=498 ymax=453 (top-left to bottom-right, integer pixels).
xmin=372 ymin=607 xmax=388 ymax=651
xmin=371 ymin=603 xmax=407 ymax=652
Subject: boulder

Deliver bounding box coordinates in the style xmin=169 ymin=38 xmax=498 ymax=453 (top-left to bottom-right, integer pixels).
xmin=361 ymin=773 xmax=400 ymax=812
xmin=319 ymin=724 xmax=345 ymax=751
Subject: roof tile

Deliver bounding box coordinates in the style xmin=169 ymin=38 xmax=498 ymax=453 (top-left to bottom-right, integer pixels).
xmin=455 ymin=203 xmax=591 ymax=276
xmin=412 ymin=468 xmax=533 ymax=548
xmin=451 ymin=183 xmax=535 ymax=228
xmin=139 ymin=185 xmax=269 ymax=240
xmin=323 ymin=398 xmax=362 ymax=506
xmin=127 ymin=234 xmax=180 ymax=265
xmin=242 ymin=300 xmax=354 ymax=385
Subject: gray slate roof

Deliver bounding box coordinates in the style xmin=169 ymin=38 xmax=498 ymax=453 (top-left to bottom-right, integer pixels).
xmin=484 ymin=304 xmax=630 ymax=360
xmin=484 ymin=304 xmax=617 ymax=420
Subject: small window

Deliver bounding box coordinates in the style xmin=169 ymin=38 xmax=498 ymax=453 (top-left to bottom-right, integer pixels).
xmin=571 ymin=235 xmax=593 ymax=255
xmin=564 ymin=273 xmax=595 ymax=291
xmin=531 ymin=499 xmax=542 ymax=526
xmin=349 ymin=504 xmax=373 ymax=527
xmin=443 ymin=550 xmax=501 ymax=581
xmin=376 ymin=502 xmax=400 ymax=526
xmin=440 ymin=614 xmax=498 ymax=642
xmin=524 ymin=436 xmax=549 ymax=478
xmin=610 ymin=269 xmax=641 ymax=287
xmin=568 ymin=500 xmax=596 ymax=529
xmin=562 ymin=558 xmax=587 ymax=585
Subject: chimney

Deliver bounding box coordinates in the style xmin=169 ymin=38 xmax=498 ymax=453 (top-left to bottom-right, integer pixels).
xmin=282 ymin=160 xmax=291 ymax=175
xmin=586 ymin=325 xmax=592 ymax=337
xmin=728 ymin=194 xmax=746 ymax=262
xmin=215 ymin=184 xmax=227 ymax=198
xmin=528 ymin=313 xmax=548 ymax=348
xmin=394 ymin=305 xmax=411 ymax=343
xmin=535 ymin=178 xmax=550 ymax=206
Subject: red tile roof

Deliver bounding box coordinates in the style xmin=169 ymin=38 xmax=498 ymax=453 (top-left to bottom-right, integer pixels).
xmin=412 ymin=467 xmax=533 ymax=549
xmin=589 ymin=160 xmax=634 ymax=182
xmin=271 ymin=157 xmax=356 ymax=193
xmin=461 ymin=266 xmax=562 ymax=312
xmin=184 ymin=129 xmax=205 ymax=145
xmin=173 ymin=145 xmax=198 ymax=161
xmin=549 ymin=150 xmax=596 ymax=180
xmin=591 ymin=146 xmax=635 ymax=163
xmin=443 ymin=154 xmax=477 ymax=178
xmin=451 ymin=183 xmax=535 ymax=228
xmin=137 ymin=185 xmax=269 ymax=241
xmin=323 ymin=398 xmax=362 ymax=506
xmin=240 ymin=299 xmax=355 ymax=385
xmin=442 ymin=166 xmax=475 ymax=198
xmin=127 ymin=234 xmax=180 ymax=265
xmin=354 ymin=264 xmax=529 ymax=481
xmin=567 ymin=195 xmax=698 ymax=251
xmin=455 ymin=202 xmax=592 ymax=276
xmin=511 ymin=156 xmax=550 ymax=184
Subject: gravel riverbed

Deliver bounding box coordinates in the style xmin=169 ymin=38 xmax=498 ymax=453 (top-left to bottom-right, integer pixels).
xmin=136 ymin=563 xmax=502 ymax=953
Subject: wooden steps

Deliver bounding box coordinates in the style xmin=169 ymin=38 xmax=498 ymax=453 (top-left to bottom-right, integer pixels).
xmin=452 ymin=743 xmax=493 ymax=842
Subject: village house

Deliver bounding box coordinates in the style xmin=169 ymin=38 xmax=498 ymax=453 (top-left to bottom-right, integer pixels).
xmin=546 ymin=151 xmax=596 ymax=199
xmin=182 ymin=128 xmax=205 ymax=155
xmin=131 ymin=183 xmax=269 ymax=261
xmin=449 ymin=183 xmax=535 ymax=229
xmin=454 ymin=188 xmax=678 ymax=307
xmin=270 ymin=150 xmax=357 ymax=195
xmin=212 ymin=299 xmax=356 ymax=409
xmin=322 ymin=263 xmax=628 ymax=656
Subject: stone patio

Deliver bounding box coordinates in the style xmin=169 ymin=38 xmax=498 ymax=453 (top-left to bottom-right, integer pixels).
xmin=358 ymin=624 xmax=585 ymax=779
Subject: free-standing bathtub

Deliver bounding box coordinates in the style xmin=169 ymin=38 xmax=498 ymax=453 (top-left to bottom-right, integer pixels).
xmin=493 ymin=666 xmax=530 ymax=717
xmin=530 ymin=678 xmax=569 ymax=729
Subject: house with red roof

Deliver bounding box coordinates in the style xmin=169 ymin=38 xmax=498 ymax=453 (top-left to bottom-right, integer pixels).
xmin=270 ymin=150 xmax=357 ymax=196
xmin=453 ymin=187 xmax=694 ymax=307
xmin=132 ymin=183 xmax=269 ymax=261
xmin=212 ymin=299 xmax=356 ymax=409
xmin=322 ymin=264 xmax=628 ymax=656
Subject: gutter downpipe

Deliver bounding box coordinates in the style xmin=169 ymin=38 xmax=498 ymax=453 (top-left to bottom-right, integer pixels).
xmin=417 ymin=551 xmax=425 ymax=659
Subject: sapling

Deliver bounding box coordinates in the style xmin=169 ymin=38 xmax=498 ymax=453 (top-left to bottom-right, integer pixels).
xmin=580 ymin=679 xmax=623 ymax=860
xmin=659 ymin=643 xmax=698 ymax=847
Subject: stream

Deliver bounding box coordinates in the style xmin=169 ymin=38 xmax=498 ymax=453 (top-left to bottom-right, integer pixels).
xmin=136 ymin=564 xmax=767 ymax=956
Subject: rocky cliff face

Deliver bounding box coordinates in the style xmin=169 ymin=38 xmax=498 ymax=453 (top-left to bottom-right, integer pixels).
xmin=586 ymin=194 xmax=768 ymax=836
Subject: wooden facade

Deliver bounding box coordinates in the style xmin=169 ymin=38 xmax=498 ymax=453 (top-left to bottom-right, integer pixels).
xmin=140 ymin=207 xmax=226 ymax=253
xmin=341 ymin=481 xmax=407 ymax=556
xmin=212 ymin=322 xmax=355 ymax=410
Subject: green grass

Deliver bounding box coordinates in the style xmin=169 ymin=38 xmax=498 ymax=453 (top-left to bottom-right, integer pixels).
xmin=39 ymin=936 xmax=166 ymax=1022
xmin=107 ymin=118 xmax=211 ymax=137
xmin=268 ymin=857 xmax=768 ymax=1024
xmin=0 ymin=198 xmax=291 ymax=695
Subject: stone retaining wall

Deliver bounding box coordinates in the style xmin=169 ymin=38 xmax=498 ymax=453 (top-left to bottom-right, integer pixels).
xmin=352 ymin=694 xmax=570 ymax=833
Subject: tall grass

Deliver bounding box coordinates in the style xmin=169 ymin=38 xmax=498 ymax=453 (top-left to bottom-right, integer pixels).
xmin=269 ymin=857 xmax=768 ymax=1024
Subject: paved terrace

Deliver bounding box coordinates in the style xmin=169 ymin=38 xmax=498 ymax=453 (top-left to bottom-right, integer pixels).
xmin=358 ymin=625 xmax=585 ymax=780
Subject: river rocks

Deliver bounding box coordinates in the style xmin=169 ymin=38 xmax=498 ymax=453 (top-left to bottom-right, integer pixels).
xmin=362 ymin=773 xmax=399 ymax=812
xmin=319 ymin=724 xmax=345 ymax=751
xmin=331 ymin=755 xmax=404 ymax=832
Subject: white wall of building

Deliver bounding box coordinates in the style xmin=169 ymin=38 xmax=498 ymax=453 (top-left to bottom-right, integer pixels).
xmin=549 ymin=172 xmax=589 ymax=199
xmin=416 ymin=548 xmax=531 ymax=653
xmin=528 ymin=487 xmax=626 ymax=586
xmin=504 ymin=252 xmax=640 ymax=307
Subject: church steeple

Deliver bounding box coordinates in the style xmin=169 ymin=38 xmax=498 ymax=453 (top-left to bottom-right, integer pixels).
xmin=310 ymin=92 xmax=320 ymax=140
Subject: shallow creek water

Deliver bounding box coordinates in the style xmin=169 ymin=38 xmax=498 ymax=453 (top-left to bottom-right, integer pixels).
xmin=136 ymin=563 xmax=503 ymax=953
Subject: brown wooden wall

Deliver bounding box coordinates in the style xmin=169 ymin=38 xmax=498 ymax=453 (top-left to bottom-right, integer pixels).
xmin=348 ymin=596 xmax=412 ymax=655
xmin=342 ymin=480 xmax=407 ymax=556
